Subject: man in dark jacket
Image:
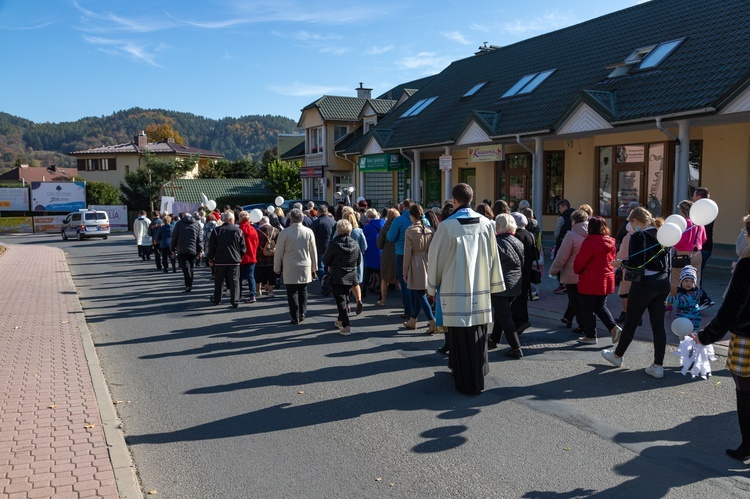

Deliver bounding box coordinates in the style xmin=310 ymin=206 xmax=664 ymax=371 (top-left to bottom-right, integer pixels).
xmin=207 ymin=211 xmax=246 ymax=308
xmin=170 ymin=212 xmax=203 ymax=292
xmin=312 ymin=206 xmax=336 ymax=293
xmin=149 ymin=211 xmax=164 ymax=270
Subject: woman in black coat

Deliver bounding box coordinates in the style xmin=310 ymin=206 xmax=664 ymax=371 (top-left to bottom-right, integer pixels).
xmin=510 ymin=212 xmax=539 ymax=334
xmin=323 ymin=219 xmax=362 ymax=336
xmin=489 ymin=213 xmax=525 ymax=358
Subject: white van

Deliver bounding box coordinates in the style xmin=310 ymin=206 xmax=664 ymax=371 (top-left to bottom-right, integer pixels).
xmin=61 ymin=209 xmax=110 ymax=241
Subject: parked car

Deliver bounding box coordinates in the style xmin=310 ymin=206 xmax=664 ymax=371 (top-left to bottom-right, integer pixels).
xmin=61 ymin=209 xmax=110 ymax=241
xmin=241 ymin=203 xmax=273 ymax=213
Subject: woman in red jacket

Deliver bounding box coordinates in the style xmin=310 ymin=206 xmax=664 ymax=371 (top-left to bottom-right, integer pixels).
xmin=238 ymin=211 xmax=259 ymax=303
xmin=573 ymin=216 xmax=621 ymax=344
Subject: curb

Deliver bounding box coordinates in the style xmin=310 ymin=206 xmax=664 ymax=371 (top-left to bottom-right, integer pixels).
xmin=62 ymin=254 xmax=144 ymax=499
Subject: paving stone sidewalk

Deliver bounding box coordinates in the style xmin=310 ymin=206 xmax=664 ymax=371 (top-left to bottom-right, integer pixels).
xmin=0 ymin=243 xmax=135 ymax=498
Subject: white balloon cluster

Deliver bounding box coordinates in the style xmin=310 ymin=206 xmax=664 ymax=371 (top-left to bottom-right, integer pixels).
xmin=656 ymin=198 xmax=719 ymax=247
xmin=200 ymin=193 xmax=217 ymax=212
xmin=249 ymin=209 xmax=263 ymax=224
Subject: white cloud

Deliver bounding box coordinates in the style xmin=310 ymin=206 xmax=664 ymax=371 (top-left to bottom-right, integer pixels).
xmin=396 ymin=52 xmax=453 ymax=73
xmin=0 ymin=20 xmax=55 ymax=31
xmin=83 ymin=36 xmax=162 ymax=66
xmin=442 ymin=31 xmax=469 ymax=45
xmin=320 ymin=46 xmax=350 ymax=56
xmin=366 ymin=45 xmax=394 ymax=55
xmin=503 ymin=10 xmax=576 ymax=35
xmin=74 ymin=1 xmax=172 ymax=33
xmin=269 ymin=82 xmax=352 ymax=97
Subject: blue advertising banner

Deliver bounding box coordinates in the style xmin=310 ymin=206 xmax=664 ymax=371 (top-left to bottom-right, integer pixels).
xmin=31 ymin=182 xmax=86 ymax=212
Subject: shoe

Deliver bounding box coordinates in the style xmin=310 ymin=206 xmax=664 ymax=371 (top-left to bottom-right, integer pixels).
xmin=611 ymin=325 xmax=622 ymax=344
xmin=572 ymin=326 xmax=583 ymax=334
xmin=552 ymin=284 xmax=567 ymax=295
xmin=530 ymin=292 xmax=540 ymax=301
xmin=209 ymin=299 xmax=220 ymax=305
xmin=615 ymin=312 xmax=627 ymax=324
xmin=645 ymin=364 xmax=664 ymax=379
xmin=504 ymin=348 xmax=523 ymax=359
xmin=425 ymin=320 xmax=437 ymax=334
xmin=231 ymin=302 xmax=239 ymax=308
xmin=339 ymin=326 xmax=351 ymax=336
xmin=376 ymin=300 xmax=386 ymax=306
xmin=185 ymin=286 xmax=192 ymax=292
xmin=488 ymin=338 xmax=498 ymax=350
xmin=516 ymin=321 xmax=531 ymax=335
xmin=246 ymin=296 xmax=256 ymax=303
xmin=356 ymin=301 xmax=363 ymax=315
xmin=403 ymin=317 xmax=417 ymax=330
xmin=561 ymin=318 xmax=573 ymax=328
xmin=163 ymin=269 xmax=169 ymax=273
xmin=290 ymin=319 xmax=299 ymax=325
xmin=437 ymin=344 xmax=449 ymax=354
xmin=299 ymin=316 xmax=305 ymax=323
xmin=601 ymin=349 xmax=623 ymax=367
xmin=578 ymin=336 xmax=598 ymax=344
xmin=334 ymin=321 xmax=343 ymax=328
xmin=726 ymin=446 xmax=750 ymax=461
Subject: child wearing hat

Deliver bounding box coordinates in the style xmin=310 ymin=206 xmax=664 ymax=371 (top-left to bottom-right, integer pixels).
xmin=672 ymin=265 xmax=713 ymax=330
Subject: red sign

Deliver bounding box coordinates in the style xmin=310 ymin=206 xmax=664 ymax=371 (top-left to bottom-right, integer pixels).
xmin=300 ymin=166 xmax=324 ymax=178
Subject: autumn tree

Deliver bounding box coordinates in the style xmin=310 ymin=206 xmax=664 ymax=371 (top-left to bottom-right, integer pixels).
xmin=263 ymin=159 xmax=301 ymax=199
xmin=145 ymin=123 xmax=185 ymax=145
xmin=86 ymin=181 xmax=121 ymax=205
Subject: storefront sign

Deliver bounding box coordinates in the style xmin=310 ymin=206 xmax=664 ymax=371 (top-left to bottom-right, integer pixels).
xmin=439 ymin=155 xmax=453 ymax=171
xmin=89 ymin=205 xmax=128 ymax=232
xmin=0 ymin=188 xmax=30 ymax=211
xmin=358 ymin=154 xmax=408 ymax=171
xmin=467 ymin=145 xmax=504 ymax=163
xmin=300 ymin=166 xmax=324 ymax=178
xmin=31 ymin=182 xmax=86 ymax=212
xmin=33 ymin=215 xmax=67 ymax=233
xmin=0 ymin=216 xmax=34 ymax=233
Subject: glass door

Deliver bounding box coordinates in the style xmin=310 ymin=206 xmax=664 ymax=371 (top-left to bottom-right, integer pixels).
xmin=459 ymin=168 xmax=476 ymax=205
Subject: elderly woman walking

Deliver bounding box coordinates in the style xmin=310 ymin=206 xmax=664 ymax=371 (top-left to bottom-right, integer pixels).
xmin=255 ymin=216 xmax=279 ymax=298
xmin=342 ymin=207 xmax=367 ymax=314
xmin=549 ymin=209 xmax=589 ymax=331
xmin=402 ymin=204 xmax=436 ymax=333
xmin=323 ymin=219 xmax=362 ymax=336
xmin=376 ymin=208 xmax=399 ymax=306
xmin=274 ymin=208 xmax=317 ymax=324
xmin=488 ymin=213 xmax=525 ymax=358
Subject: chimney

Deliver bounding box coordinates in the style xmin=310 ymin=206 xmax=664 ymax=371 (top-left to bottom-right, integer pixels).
xmin=135 ymin=131 xmax=148 ymax=148
xmin=356 ymin=82 xmax=372 ymax=99
xmin=165 ymin=137 xmax=175 ymax=144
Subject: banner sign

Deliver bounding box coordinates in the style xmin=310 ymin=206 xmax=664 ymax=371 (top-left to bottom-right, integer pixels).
xmin=89 ymin=205 xmax=127 ymax=232
xmin=467 ymin=145 xmax=504 ymax=163
xmin=439 ymin=155 xmax=453 ymax=171
xmin=31 ymin=182 xmax=86 ymax=212
xmin=33 ymin=215 xmax=67 ymax=233
xmin=299 ymin=166 xmax=324 ymax=178
xmin=0 ymin=188 xmax=30 ymax=211
xmin=358 ymin=154 xmax=409 ymax=172
xmin=0 ymin=216 xmax=34 ymax=233
xmin=173 ymin=202 xmax=200 ymax=216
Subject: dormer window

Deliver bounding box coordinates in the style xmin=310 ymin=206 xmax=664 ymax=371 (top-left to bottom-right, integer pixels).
xmin=607 ymin=38 xmax=685 ymax=77
xmin=463 ymin=82 xmax=488 ymax=98
xmin=501 ymin=70 xmax=555 ymax=98
xmin=400 ymin=96 xmax=438 ymax=118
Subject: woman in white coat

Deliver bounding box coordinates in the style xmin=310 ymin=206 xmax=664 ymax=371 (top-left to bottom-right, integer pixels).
xmin=274 ymin=209 xmax=318 ymax=324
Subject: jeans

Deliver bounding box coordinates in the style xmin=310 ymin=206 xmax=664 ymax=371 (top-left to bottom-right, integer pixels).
xmin=579 ymin=294 xmax=616 ymax=339
xmin=177 ymin=253 xmax=196 ymax=287
xmin=615 ymin=275 xmax=670 ymax=365
xmin=213 ymin=265 xmax=240 ymax=304
xmin=396 ymin=254 xmax=411 ymax=316
xmin=286 ymin=283 xmax=308 ymax=322
xmin=410 ymin=289 xmax=435 ymax=321
xmin=490 ymin=295 xmax=521 ymax=351
xmin=240 ymin=263 xmax=256 ymax=299
xmin=332 ymin=284 xmax=351 ymax=327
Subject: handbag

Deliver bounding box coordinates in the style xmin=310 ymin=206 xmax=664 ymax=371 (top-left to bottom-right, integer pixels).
xmin=624 ymin=267 xmax=643 ymax=282
xmin=530 ymin=267 xmax=542 ymax=284
xmin=321 ymin=273 xmax=331 ymax=289
xmin=672 ymin=251 xmax=691 ymax=268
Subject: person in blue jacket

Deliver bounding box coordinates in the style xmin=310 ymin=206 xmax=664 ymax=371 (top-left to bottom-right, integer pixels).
xmin=387 ymin=199 xmax=415 ymax=318
xmin=362 ymin=209 xmax=384 ymax=300
xmin=156 ymin=214 xmax=177 ymax=273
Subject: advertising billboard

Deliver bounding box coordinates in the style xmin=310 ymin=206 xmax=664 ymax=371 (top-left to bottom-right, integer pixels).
xmin=31 ymin=182 xmax=86 ymax=212
xmin=88 ymin=205 xmax=127 ymax=232
xmin=0 ymin=188 xmax=30 ymax=211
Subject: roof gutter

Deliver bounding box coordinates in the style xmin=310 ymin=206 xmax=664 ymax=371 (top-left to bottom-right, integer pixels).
xmin=655 ymin=117 xmax=679 ymax=145
xmin=515 ymin=134 xmax=536 ymax=155
xmin=491 ymin=129 xmax=552 ymax=140
xmin=383 ymin=139 xmax=454 ymax=152
xmin=611 ymin=108 xmax=715 ymax=125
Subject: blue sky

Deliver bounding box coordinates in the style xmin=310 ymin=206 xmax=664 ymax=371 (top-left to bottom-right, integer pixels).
xmin=0 ymin=0 xmax=646 ymax=124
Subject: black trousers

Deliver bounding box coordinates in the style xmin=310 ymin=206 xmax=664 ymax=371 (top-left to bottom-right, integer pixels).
xmin=332 ymin=284 xmax=351 ymax=327
xmin=153 ymin=245 xmax=162 ymax=269
xmin=213 ymin=265 xmax=240 ymax=305
xmin=579 ymin=294 xmax=617 ymax=339
xmin=286 ymin=283 xmax=308 ymax=322
xmin=177 ymin=253 xmax=196 ymax=287
xmin=490 ymin=295 xmax=521 ymax=351
xmin=563 ymin=283 xmax=585 ymax=327
xmin=161 ymin=248 xmax=175 ymax=271
xmin=511 ymin=275 xmax=530 ymax=328
xmin=614 ymin=276 xmax=670 ymax=364
xmin=447 ymin=324 xmax=489 ymax=394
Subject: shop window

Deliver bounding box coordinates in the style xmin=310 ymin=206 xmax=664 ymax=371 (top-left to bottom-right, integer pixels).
xmin=544 ymin=151 xmax=564 ymax=215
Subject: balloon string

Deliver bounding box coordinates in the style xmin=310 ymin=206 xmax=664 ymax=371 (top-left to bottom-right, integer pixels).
xmin=620 ymin=223 xmax=697 ymax=268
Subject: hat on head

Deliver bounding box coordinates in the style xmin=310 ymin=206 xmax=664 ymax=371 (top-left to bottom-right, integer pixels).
xmin=356 ymin=196 xmax=365 ymax=204
xmin=511 ymin=212 xmax=528 ymax=228
xmin=680 ymin=265 xmax=698 ymax=286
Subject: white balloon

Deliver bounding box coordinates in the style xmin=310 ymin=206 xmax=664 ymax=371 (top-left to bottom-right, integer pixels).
xmin=656 ymin=222 xmax=682 ymax=247
xmin=206 ymin=200 xmax=217 ymax=211
xmin=267 ymin=206 xmax=275 ymax=214
xmin=200 ymin=193 xmax=209 ymax=206
xmin=690 ymin=198 xmax=719 ymax=226
xmin=347 ymin=186 xmax=355 ymax=194
xmin=275 ymin=196 xmax=285 ymax=207
xmin=664 ymin=214 xmax=687 ymax=233
xmin=671 ymin=317 xmax=694 ymax=337
xmin=249 ymin=208 xmax=263 ymax=223
xmin=334 ymin=191 xmax=342 ymax=199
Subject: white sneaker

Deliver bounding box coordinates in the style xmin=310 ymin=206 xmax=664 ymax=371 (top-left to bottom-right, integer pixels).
xmin=601 ymin=349 xmax=623 ymax=367
xmin=645 ymin=364 xmax=664 ymax=379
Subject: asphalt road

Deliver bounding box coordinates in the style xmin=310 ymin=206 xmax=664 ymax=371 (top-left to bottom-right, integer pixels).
xmin=14 ymin=233 xmax=750 ymax=498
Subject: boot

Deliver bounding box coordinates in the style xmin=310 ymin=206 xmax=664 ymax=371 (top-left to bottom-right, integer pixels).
xmin=403 ymin=317 xmax=417 ymax=329
xmin=726 ymin=390 xmax=750 ymax=461
xmin=425 ymin=320 xmax=437 ymax=334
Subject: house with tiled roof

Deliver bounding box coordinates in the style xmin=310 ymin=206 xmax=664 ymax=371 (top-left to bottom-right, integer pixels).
xmin=334 ymin=0 xmax=750 ymax=245
xmin=0 ymin=165 xmax=78 ymax=184
xmin=70 ymin=132 xmax=223 ymax=190
xmin=160 ymin=178 xmax=272 ymax=204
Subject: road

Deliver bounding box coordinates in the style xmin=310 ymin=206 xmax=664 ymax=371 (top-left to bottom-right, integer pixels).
xmin=14 ymin=233 xmax=750 ymax=498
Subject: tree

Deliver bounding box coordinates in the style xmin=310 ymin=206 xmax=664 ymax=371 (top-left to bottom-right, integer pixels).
xmin=263 ymin=159 xmax=301 ymax=199
xmin=86 ymin=181 xmax=121 ymax=205
xmin=196 ymin=157 xmax=263 ymax=179
xmin=120 ymin=153 xmax=194 ymax=211
xmin=145 ymin=123 xmax=185 ymax=145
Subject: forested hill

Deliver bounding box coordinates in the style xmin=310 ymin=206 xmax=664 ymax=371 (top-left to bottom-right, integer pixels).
xmin=0 ymin=108 xmax=300 ymax=173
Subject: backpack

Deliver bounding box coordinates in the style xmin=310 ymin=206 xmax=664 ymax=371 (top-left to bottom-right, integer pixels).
xmin=262 ymin=229 xmax=277 ymax=257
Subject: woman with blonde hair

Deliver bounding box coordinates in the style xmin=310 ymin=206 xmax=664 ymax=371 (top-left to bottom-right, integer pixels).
xmin=342 ymin=206 xmax=367 ymax=314
xmin=323 ymin=219 xmax=362 ymax=335
xmin=403 ymin=204 xmax=436 ymax=332
xmin=376 ymin=208 xmax=399 ymax=305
